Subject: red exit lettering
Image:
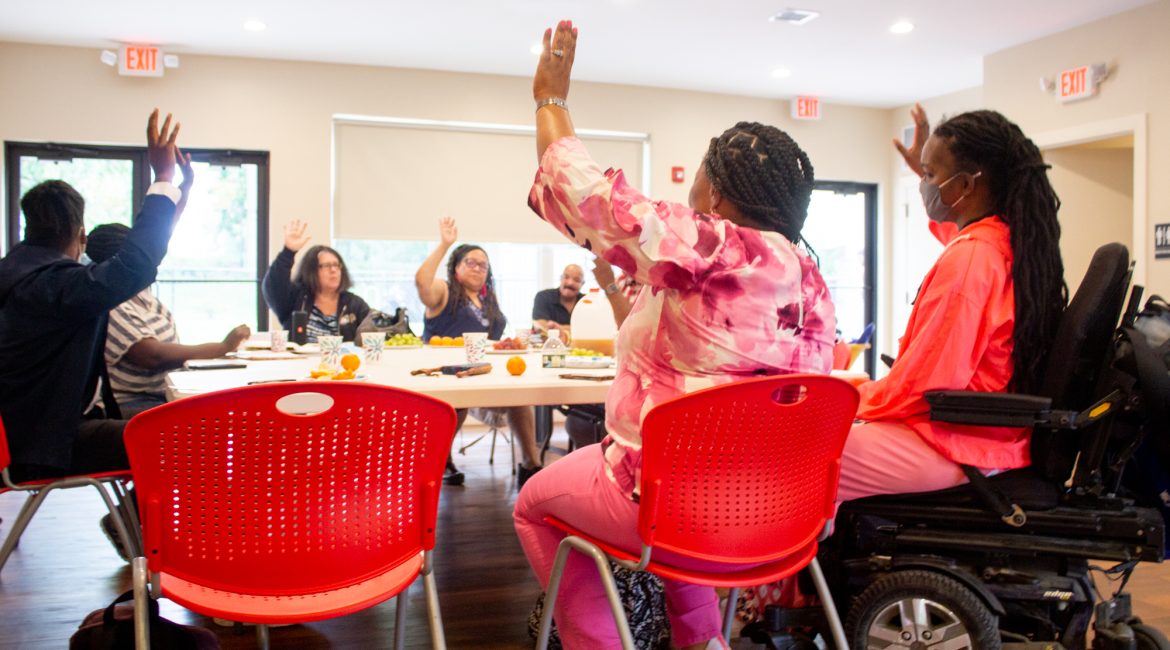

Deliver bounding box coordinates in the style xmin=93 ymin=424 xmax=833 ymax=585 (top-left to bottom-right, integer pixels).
xmin=1058 ymin=66 xmax=1095 ymax=103
xmin=791 ymin=96 xmax=821 ymax=121
xmin=118 ymin=45 xmax=164 ymax=77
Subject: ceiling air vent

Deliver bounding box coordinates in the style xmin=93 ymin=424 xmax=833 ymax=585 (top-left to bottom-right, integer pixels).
xmin=769 ymin=9 xmax=820 ymax=25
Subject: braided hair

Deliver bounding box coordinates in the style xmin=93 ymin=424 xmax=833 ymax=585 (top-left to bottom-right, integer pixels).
xmin=446 ymin=244 xmax=504 ymax=328
xmin=934 ymin=110 xmax=1067 ymax=394
xmin=703 ymin=122 xmax=815 ymax=244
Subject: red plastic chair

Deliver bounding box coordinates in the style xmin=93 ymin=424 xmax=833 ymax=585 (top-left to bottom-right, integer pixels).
xmin=123 ymin=383 xmax=457 ymax=649
xmin=535 ymin=374 xmax=859 ymax=649
xmin=0 ymin=416 xmax=139 ymax=573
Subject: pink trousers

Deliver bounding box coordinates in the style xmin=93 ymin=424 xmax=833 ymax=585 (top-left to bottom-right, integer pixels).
xmin=836 ymin=419 xmax=975 ymax=503
xmin=513 ymin=444 xmax=725 ymax=649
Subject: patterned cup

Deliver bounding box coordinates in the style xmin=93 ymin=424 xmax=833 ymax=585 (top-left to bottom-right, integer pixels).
xmin=361 ymin=332 xmax=385 ymax=363
xmin=319 ymin=335 xmax=343 ymax=368
xmin=270 ymin=329 xmax=288 ymax=353
xmin=463 ymin=332 xmax=488 ymax=363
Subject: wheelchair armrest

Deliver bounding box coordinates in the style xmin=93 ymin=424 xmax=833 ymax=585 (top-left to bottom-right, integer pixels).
xmin=925 ymin=391 xmax=1052 ymax=427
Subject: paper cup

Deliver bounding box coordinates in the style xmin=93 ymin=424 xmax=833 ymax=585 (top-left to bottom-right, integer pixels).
xmin=463 ymin=332 xmax=488 ymax=363
xmin=319 ymin=335 xmax=343 ymax=367
xmin=270 ymin=329 xmax=288 ymax=353
xmin=361 ymin=332 xmax=385 ymax=363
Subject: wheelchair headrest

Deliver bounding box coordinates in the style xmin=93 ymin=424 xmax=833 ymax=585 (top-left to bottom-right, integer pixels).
xmin=1040 ymin=243 xmax=1131 ymax=409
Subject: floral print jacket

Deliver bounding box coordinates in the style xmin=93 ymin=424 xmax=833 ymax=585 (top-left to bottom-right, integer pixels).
xmin=529 ymin=137 xmax=837 ymax=498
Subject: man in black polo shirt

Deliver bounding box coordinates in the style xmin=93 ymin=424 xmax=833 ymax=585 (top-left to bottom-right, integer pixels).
xmin=532 ymin=263 xmax=585 ymax=334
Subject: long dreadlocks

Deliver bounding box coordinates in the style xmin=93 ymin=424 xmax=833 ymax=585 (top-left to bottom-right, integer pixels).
xmin=934 ymin=110 xmax=1068 ymax=394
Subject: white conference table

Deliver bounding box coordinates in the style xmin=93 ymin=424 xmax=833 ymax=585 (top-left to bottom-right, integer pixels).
xmin=166 ymin=346 xmax=612 ymax=409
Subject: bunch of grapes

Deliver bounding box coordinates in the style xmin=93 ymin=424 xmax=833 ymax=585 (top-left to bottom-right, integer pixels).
xmin=386 ymin=333 xmax=423 ymax=347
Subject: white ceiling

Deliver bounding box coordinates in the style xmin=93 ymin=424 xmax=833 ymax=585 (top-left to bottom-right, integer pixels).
xmin=0 ymin=0 xmax=1154 ymax=108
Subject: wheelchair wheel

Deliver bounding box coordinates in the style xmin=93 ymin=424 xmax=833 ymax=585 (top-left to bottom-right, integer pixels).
xmin=846 ymin=570 xmax=1000 ymax=650
xmin=1134 ymin=623 xmax=1170 ymax=650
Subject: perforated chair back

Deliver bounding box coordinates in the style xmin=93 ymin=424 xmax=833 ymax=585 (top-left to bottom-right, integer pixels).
xmin=124 ymin=383 xmax=457 ymax=597
xmin=637 ymin=374 xmax=859 ymax=564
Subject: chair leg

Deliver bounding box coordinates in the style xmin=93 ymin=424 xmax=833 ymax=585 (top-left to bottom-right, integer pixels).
xmin=457 ymin=433 xmax=487 ymax=456
xmin=394 ymin=591 xmax=408 ymax=650
xmin=255 ymin=624 xmax=270 ymax=650
xmin=537 ymin=535 xmax=634 ymax=650
xmin=132 ymin=556 xmax=151 ymax=650
xmin=488 ymin=427 xmax=498 ymax=465
xmin=0 ymin=490 xmax=50 ymax=573
xmin=808 ymin=557 xmax=849 ymax=650
xmin=722 ymin=586 xmax=740 ymax=642
xmin=424 ymin=569 xmax=447 ymax=649
xmin=111 ymin=479 xmax=143 ymax=557
xmin=93 ymin=482 xmax=137 ymax=562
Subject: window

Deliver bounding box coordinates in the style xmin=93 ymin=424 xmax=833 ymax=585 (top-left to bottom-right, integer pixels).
xmin=4 ymin=142 xmax=270 ymax=334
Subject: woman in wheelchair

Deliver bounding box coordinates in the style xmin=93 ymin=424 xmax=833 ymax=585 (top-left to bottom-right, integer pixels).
xmin=743 ymin=106 xmax=1070 ymax=622
xmin=840 ymin=105 xmax=1065 ymax=503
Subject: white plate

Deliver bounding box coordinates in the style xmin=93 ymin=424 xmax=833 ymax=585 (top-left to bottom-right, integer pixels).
xmin=384 ymin=344 xmax=423 ymax=350
xmin=231 ymin=350 xmax=300 ymax=360
xmin=485 ymin=348 xmax=529 ymax=355
xmin=303 ymin=373 xmax=368 ymax=382
xmin=291 ymin=343 xmax=320 ymax=354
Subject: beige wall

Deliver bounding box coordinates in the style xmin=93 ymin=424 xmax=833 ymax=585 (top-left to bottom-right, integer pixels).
xmin=983 ymin=0 xmax=1170 ymax=295
xmin=1044 ymin=144 xmax=1134 ymax=288
xmin=0 ymin=41 xmax=890 ymax=260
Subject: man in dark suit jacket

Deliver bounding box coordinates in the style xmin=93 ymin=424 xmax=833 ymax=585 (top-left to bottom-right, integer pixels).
xmin=0 ymin=109 xmax=185 ymax=487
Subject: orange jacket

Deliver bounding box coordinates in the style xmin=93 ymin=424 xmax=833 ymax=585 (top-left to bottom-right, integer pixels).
xmin=857 ymin=217 xmax=1029 ymax=470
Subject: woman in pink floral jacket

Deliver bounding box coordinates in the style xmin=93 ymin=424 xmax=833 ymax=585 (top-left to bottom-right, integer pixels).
xmin=513 ymin=21 xmax=837 ymax=650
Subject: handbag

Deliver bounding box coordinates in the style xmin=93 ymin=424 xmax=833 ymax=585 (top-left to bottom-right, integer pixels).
xmin=69 ymin=590 xmax=219 ymax=650
xmin=355 ymin=307 xmax=413 ymax=337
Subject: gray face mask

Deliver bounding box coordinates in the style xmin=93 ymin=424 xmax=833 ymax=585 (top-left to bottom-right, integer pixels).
xmin=919 ymin=171 xmax=981 ymax=222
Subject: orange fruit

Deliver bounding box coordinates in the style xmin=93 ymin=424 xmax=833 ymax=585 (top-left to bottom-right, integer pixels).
xmin=506 ymin=356 xmax=526 ymax=376
xmin=441 ymin=336 xmax=455 ymax=346
xmin=340 ymin=353 xmax=361 ymax=372
xmin=453 ymin=336 xmax=465 ymax=347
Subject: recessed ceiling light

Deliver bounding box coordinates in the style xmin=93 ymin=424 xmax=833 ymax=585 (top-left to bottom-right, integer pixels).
xmin=530 ymin=43 xmax=543 ymax=56
xmin=772 ymin=68 xmax=792 ymax=79
xmin=889 ymin=20 xmax=914 ymax=35
xmin=769 ymin=9 xmax=820 ymax=25
xmin=243 ymin=20 xmax=267 ymax=32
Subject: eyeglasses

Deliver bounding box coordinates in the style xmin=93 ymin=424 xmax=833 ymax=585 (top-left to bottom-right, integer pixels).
xmin=461 ymin=259 xmax=490 ymax=272
xmin=319 ymin=262 xmax=343 ymax=270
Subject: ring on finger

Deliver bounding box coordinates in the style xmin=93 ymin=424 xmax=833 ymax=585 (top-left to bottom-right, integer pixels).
xmin=552 ymin=49 xmax=564 ymax=57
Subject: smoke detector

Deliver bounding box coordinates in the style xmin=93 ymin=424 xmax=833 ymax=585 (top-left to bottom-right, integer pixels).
xmin=770 ymin=9 xmax=820 ymax=25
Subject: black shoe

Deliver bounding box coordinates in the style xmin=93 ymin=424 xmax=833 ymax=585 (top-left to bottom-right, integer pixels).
xmin=99 ymin=514 xmax=132 ymax=562
xmin=443 ymin=464 xmax=465 ymax=486
xmin=517 ymin=463 xmax=542 ymax=489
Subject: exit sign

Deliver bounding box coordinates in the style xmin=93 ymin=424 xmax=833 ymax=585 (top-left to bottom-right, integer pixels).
xmin=1058 ymin=65 xmax=1096 ymax=103
xmin=119 ymin=44 xmax=163 ymax=77
xmin=791 ymin=96 xmax=821 ymax=121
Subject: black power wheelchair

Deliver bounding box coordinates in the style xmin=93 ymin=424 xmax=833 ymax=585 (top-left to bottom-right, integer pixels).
xmin=746 ymin=243 xmax=1168 ymax=649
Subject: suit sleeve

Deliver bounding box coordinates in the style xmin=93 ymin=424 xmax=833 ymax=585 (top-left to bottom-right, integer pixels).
xmin=38 ymin=194 xmax=175 ymax=319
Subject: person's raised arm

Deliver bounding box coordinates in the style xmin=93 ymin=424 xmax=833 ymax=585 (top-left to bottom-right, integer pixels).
xmin=173 ymin=148 xmax=195 ymax=223
xmin=893 ymin=103 xmax=929 ymax=179
xmin=415 ymin=217 xmax=456 ymax=314
xmin=591 ymin=257 xmax=632 ymax=327
xmin=261 ymin=219 xmax=312 ymax=326
xmin=534 ymin=20 xmax=578 ymax=161
xmin=123 ymin=324 xmax=251 ymax=371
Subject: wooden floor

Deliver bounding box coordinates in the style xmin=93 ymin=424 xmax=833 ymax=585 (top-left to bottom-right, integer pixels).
xmin=2 ymin=426 xmax=1169 ymax=649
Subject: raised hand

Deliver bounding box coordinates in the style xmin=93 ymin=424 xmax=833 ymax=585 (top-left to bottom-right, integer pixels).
xmin=283 ymin=219 xmax=311 ymax=252
xmin=591 ymin=256 xmax=615 ymax=288
xmin=893 ymin=103 xmax=929 ymax=178
xmin=174 ymin=148 xmax=195 ymax=218
xmin=222 ymin=324 xmax=252 ymax=352
xmin=439 ymin=216 xmax=458 ymax=247
xmin=146 ymin=108 xmax=180 ymax=183
xmin=533 ymin=20 xmax=578 ymax=102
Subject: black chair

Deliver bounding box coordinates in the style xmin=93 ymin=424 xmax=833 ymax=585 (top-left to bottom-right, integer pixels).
xmin=749 ymin=243 xmax=1168 ymax=650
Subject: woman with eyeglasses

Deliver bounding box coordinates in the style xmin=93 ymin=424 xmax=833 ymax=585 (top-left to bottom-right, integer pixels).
xmin=416 ymin=216 xmax=543 ymax=486
xmin=261 ymin=218 xmax=370 ymax=343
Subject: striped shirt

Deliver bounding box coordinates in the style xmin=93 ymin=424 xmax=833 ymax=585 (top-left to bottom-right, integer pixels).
xmin=105 ymin=289 xmax=179 ymax=399
xmin=304 ymin=305 xmax=339 ymax=343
